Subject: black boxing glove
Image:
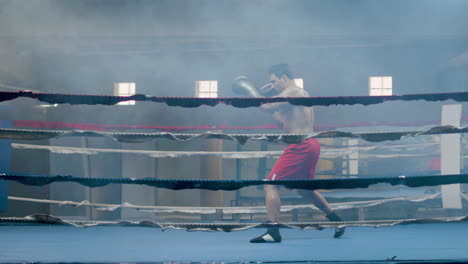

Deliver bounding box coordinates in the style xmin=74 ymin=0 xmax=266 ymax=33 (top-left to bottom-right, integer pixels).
xmin=258 ymin=82 xmax=277 ymax=97
xmin=232 ymin=76 xmax=262 ymax=97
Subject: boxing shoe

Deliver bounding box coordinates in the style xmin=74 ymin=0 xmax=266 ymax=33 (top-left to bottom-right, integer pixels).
xmin=326 ymin=211 xmax=346 ymax=238
xmin=333 ymin=226 xmax=346 ymax=238
xmin=250 ymin=226 xmax=282 ymax=243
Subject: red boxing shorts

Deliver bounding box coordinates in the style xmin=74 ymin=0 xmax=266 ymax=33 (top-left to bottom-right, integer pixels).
xmin=267 ymin=137 xmax=320 ymax=181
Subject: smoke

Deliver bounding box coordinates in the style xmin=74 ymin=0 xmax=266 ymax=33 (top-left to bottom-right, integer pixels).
xmin=0 ymin=0 xmax=467 ymax=127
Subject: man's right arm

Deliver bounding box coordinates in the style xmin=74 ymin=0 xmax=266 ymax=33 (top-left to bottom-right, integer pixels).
xmin=262 ymin=87 xmax=305 ymax=111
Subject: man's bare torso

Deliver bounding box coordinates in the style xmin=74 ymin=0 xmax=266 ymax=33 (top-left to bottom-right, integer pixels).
xmin=273 ymin=87 xmax=314 ymax=134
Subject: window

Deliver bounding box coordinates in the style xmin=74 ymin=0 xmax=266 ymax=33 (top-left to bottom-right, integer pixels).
xmin=369 ymin=76 xmax=392 ymax=96
xmin=196 ymin=80 xmax=218 ymax=98
xmin=342 ymin=139 xmax=359 ymax=176
xmin=114 ymin=82 xmax=136 ymax=105
xmin=294 ymin=78 xmax=304 ymax=89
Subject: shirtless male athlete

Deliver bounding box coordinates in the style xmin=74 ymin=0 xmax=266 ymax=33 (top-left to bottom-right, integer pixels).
xmin=248 ymin=63 xmax=345 ymax=243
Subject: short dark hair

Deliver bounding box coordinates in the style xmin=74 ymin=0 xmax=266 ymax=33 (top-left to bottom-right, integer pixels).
xmin=268 ymin=63 xmax=294 ymax=79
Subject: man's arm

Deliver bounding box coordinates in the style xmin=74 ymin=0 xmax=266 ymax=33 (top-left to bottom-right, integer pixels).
xmin=260 ymin=100 xmax=285 ymax=111
xmin=261 ymin=88 xmax=308 ymax=111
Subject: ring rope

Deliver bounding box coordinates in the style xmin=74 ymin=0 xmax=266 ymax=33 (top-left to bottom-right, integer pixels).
xmin=14 ymin=141 xmax=442 ymax=151
xmin=15 ymin=118 xmax=468 ymax=131
xmin=8 ymin=192 xmax=444 ymax=214
xmin=12 ymin=143 xmax=284 ymax=159
xmin=11 ymin=142 xmax=441 ymax=160
xmin=0 ymin=214 xmax=466 ymax=231
xmin=2 ymin=90 xmax=468 ymax=107
xmin=0 ymin=125 xmax=465 ymax=143
xmin=2 ymin=92 xmax=466 ymax=233
xmin=1 ymin=173 xmax=468 ymax=190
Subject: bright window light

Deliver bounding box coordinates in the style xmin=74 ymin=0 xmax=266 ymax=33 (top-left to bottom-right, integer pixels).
xmin=369 ymin=76 xmax=392 ymax=96
xmin=114 ymin=82 xmax=136 ymax=105
xmin=294 ymin=78 xmax=304 ymax=89
xmin=196 ymin=80 xmax=218 ymax=98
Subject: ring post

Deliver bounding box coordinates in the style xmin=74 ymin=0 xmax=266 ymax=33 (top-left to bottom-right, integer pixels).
xmin=441 ymin=104 xmax=463 ymax=209
xmin=0 ymin=107 xmax=12 ymax=213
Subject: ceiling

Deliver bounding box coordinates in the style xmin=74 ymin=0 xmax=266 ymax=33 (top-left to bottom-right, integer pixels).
xmin=1 ymin=0 xmax=468 ymax=53
xmin=1 ymin=0 xmax=468 ymax=94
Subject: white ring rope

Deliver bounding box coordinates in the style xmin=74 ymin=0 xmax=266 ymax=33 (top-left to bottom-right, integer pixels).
xmin=8 ymin=192 xmax=448 ymax=214
xmin=1 ymin=125 xmax=466 ymax=144
xmin=12 ymin=142 xmax=442 ymax=159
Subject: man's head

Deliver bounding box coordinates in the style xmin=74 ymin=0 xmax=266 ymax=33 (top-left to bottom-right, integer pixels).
xmin=268 ymin=63 xmax=294 ymax=92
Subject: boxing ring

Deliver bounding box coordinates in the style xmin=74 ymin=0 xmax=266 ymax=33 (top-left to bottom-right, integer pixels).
xmin=1 ymin=91 xmax=468 ymax=263
xmin=1 ymin=222 xmax=467 ymax=263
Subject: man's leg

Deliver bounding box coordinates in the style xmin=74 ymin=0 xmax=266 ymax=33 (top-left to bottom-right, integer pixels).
xmin=265 ymin=184 xmax=281 ymax=222
xmin=250 ymin=185 xmax=282 ymax=243
xmin=298 ymin=190 xmax=346 ymax=238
